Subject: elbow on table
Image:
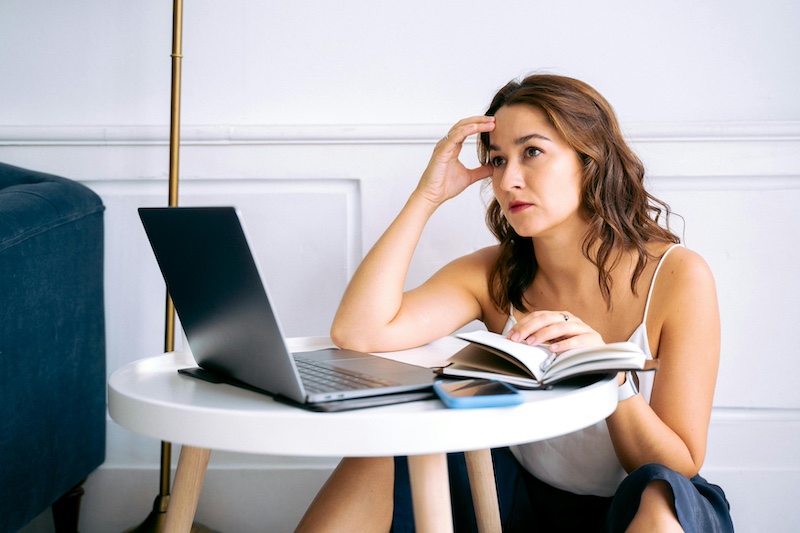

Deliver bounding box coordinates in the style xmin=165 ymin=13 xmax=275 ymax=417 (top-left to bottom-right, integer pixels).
xmin=330 ymin=322 xmax=373 ymax=352
xmin=330 ymin=320 xmax=406 ymax=353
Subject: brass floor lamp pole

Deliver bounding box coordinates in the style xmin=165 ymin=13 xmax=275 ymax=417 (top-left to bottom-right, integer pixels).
xmin=125 ymin=1 xmax=213 ymax=531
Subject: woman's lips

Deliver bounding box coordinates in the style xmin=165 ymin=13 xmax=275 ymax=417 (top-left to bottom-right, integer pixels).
xmin=508 ymin=201 xmax=533 ymax=214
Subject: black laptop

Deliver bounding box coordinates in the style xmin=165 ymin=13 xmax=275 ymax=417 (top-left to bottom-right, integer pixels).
xmin=138 ymin=206 xmax=437 ymax=411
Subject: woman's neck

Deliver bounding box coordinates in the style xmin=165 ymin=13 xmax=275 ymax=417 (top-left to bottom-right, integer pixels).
xmin=532 ymin=227 xmax=593 ymax=278
xmin=529 ymin=234 xmax=636 ymax=308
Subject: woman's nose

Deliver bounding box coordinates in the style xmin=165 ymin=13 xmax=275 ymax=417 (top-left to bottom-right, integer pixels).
xmin=497 ymin=161 xmax=525 ymax=190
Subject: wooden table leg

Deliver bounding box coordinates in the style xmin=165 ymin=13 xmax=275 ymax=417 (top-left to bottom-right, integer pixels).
xmin=164 ymin=445 xmax=212 ymax=533
xmin=465 ymin=449 xmax=501 ymax=533
xmin=407 ymin=453 xmax=454 ymax=533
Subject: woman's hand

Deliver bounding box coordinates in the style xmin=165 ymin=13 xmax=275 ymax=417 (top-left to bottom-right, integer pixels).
xmin=506 ymin=310 xmax=605 ymax=354
xmin=414 ymin=116 xmax=496 ymax=206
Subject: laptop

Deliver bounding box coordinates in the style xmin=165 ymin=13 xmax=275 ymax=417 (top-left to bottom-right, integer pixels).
xmin=138 ymin=206 xmax=438 ymax=411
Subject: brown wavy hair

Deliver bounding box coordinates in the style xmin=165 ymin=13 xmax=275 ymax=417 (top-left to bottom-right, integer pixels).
xmin=479 ymin=74 xmax=680 ymax=312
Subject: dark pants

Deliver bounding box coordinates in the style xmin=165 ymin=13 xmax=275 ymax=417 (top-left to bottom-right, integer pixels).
xmin=391 ymin=448 xmax=733 ymax=533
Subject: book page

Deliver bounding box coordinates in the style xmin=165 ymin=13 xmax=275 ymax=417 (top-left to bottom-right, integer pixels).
xmin=548 ymin=342 xmax=644 ymax=374
xmin=456 ymin=330 xmax=549 ymax=381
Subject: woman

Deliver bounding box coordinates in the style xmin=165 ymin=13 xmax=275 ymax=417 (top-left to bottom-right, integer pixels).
xmin=295 ymin=74 xmax=733 ymax=532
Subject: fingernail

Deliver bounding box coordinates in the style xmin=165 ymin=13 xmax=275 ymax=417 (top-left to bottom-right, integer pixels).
xmin=509 ymin=332 xmax=520 ymax=342
xmin=551 ymin=343 xmax=559 ymax=351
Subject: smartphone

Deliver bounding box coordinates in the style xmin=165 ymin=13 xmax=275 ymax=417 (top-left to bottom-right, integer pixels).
xmin=433 ymin=379 xmax=523 ymax=409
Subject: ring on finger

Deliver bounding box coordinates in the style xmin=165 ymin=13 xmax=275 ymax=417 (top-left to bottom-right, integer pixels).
xmin=561 ymin=313 xmax=569 ymax=321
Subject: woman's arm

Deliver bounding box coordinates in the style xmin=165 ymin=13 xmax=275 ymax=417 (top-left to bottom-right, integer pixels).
xmin=606 ymin=248 xmax=720 ymax=477
xmin=330 ymin=116 xmax=496 ymax=352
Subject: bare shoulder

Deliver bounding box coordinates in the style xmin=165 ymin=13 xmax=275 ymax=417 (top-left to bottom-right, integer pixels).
xmin=656 ymin=245 xmax=716 ymax=294
xmin=648 ymin=244 xmax=719 ymax=353
xmin=434 ymin=245 xmax=500 ymax=278
xmin=462 ymin=245 xmax=501 ymax=266
xmin=425 ymin=244 xmax=500 ymax=314
xmin=455 ymin=244 xmax=501 ymax=264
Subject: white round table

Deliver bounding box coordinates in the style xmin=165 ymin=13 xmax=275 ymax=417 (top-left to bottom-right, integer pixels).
xmin=109 ymin=338 xmax=618 ymax=532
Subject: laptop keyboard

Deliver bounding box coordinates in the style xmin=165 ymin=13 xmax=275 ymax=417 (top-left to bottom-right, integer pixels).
xmin=294 ymin=355 xmax=398 ymax=393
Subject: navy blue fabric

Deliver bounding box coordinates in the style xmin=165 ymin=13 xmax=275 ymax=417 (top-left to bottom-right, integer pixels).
xmin=0 ymin=162 xmax=106 ymax=532
xmin=392 ymin=449 xmax=733 ymax=532
xmin=606 ymin=463 xmax=734 ymax=533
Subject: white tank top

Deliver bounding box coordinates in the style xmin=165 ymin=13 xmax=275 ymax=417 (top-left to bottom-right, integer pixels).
xmin=502 ymin=244 xmax=681 ymax=496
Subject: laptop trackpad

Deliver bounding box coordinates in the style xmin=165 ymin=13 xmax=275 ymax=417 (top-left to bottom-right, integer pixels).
xmin=299 ymin=349 xmax=434 ymax=381
xmin=298 ymin=348 xmax=374 ymax=362
xmin=329 ymin=358 xmax=434 ymax=382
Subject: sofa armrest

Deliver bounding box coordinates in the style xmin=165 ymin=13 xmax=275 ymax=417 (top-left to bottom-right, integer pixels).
xmin=0 ymin=162 xmax=107 ymax=532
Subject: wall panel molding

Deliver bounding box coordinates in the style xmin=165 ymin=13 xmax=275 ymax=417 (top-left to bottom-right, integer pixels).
xmin=648 ymin=174 xmax=800 ymax=191
xmin=1 ymin=121 xmax=799 ymax=146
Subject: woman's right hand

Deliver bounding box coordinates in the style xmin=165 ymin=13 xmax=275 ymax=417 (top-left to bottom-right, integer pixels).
xmin=414 ymin=116 xmax=496 ymax=206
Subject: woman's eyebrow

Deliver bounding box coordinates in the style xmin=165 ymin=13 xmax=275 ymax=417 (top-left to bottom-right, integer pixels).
xmin=514 ymin=133 xmax=551 ymax=145
xmin=488 ymin=133 xmax=552 ymax=152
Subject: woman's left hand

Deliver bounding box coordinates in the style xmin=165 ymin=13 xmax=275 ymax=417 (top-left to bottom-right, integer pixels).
xmin=506 ymin=310 xmax=605 ymax=353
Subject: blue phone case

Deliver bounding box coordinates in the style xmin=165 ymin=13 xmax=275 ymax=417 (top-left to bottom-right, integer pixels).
xmin=433 ymin=379 xmax=524 ymax=409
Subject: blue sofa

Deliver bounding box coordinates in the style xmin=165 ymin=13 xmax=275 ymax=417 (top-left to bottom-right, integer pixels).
xmin=0 ymin=162 xmax=106 ymax=532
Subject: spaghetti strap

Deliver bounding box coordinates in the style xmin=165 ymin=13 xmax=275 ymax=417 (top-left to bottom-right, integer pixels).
xmin=502 ymin=307 xmax=517 ymax=336
xmin=641 ymin=244 xmax=683 ymax=324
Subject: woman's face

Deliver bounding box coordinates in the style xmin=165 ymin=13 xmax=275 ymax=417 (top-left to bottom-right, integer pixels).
xmin=488 ymin=104 xmax=585 ymax=240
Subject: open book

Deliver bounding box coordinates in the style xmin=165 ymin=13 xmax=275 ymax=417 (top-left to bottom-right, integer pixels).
xmin=439 ymin=330 xmax=654 ymax=389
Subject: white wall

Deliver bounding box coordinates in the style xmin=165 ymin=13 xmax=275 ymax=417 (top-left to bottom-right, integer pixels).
xmin=3 ymin=1 xmax=799 ymax=531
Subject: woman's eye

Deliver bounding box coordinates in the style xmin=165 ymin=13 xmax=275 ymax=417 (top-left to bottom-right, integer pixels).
xmin=525 ymin=147 xmax=542 ymax=158
xmin=490 ymin=156 xmax=506 ymax=167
